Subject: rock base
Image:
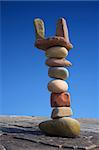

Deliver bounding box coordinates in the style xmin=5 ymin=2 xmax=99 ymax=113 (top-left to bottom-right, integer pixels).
xmin=0 ymin=116 xmax=99 ymax=150
xmin=39 ymin=117 xmax=80 ymax=137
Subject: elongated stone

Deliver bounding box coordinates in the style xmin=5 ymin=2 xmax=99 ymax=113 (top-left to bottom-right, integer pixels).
xmin=34 ymin=18 xmax=45 ymax=39
xmin=45 ymin=58 xmax=72 ymax=67
xmin=56 ymin=18 xmax=70 ymax=42
xmin=51 ymin=107 xmax=73 ymax=119
xmin=45 ymin=46 xmax=68 ymax=58
xmin=35 ymin=36 xmax=73 ymax=51
xmin=50 ymin=92 xmax=70 ymax=107
xmin=39 ymin=117 xmax=80 ymax=137
xmin=48 ymin=79 xmax=68 ymax=93
xmin=48 ymin=67 xmax=69 ymax=80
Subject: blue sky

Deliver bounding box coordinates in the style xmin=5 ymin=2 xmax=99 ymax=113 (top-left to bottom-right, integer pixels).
xmin=1 ymin=1 xmax=99 ymax=118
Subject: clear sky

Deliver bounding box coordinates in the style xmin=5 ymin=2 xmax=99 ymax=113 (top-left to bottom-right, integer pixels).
xmin=1 ymin=1 xmax=99 ymax=118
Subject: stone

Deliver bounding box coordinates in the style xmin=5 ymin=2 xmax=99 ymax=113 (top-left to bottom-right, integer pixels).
xmin=45 ymin=46 xmax=68 ymax=58
xmin=39 ymin=117 xmax=80 ymax=137
xmin=35 ymin=36 xmax=73 ymax=51
xmin=50 ymin=92 xmax=70 ymax=107
xmin=45 ymin=58 xmax=72 ymax=67
xmin=34 ymin=18 xmax=45 ymax=39
xmin=51 ymin=107 xmax=73 ymax=119
xmin=48 ymin=67 xmax=69 ymax=80
xmin=47 ymin=79 xmax=68 ymax=93
xmin=56 ymin=18 xmax=72 ymax=46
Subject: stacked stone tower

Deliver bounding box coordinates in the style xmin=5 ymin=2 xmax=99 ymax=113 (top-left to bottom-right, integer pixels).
xmin=34 ymin=18 xmax=80 ymax=137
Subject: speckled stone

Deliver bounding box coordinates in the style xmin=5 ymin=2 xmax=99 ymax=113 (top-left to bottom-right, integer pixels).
xmin=51 ymin=107 xmax=73 ymax=119
xmin=39 ymin=117 xmax=80 ymax=137
xmin=45 ymin=46 xmax=68 ymax=58
xmin=48 ymin=79 xmax=68 ymax=93
xmin=45 ymin=58 xmax=72 ymax=67
xmin=48 ymin=67 xmax=69 ymax=80
xmin=50 ymin=92 xmax=71 ymax=107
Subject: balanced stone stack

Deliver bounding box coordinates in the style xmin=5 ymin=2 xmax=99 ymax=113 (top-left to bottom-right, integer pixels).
xmin=34 ymin=18 xmax=80 ymax=137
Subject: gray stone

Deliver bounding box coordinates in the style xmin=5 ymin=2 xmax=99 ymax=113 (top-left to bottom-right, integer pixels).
xmin=0 ymin=116 xmax=99 ymax=150
xmin=48 ymin=67 xmax=69 ymax=80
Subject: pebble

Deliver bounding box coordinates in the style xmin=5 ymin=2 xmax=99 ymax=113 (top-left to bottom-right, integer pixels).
xmin=45 ymin=46 xmax=68 ymax=58
xmin=48 ymin=67 xmax=69 ymax=80
xmin=45 ymin=58 xmax=72 ymax=67
xmin=39 ymin=117 xmax=80 ymax=137
xmin=48 ymin=79 xmax=68 ymax=93
xmin=50 ymin=92 xmax=70 ymax=107
xmin=51 ymin=107 xmax=73 ymax=119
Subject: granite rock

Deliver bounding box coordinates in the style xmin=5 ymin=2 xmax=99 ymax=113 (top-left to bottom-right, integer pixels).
xmin=45 ymin=46 xmax=68 ymax=58
xmin=48 ymin=79 xmax=68 ymax=93
xmin=0 ymin=116 xmax=99 ymax=150
xmin=48 ymin=67 xmax=69 ymax=80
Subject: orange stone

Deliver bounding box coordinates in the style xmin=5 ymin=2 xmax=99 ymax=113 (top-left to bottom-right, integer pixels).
xmin=50 ymin=92 xmax=71 ymax=107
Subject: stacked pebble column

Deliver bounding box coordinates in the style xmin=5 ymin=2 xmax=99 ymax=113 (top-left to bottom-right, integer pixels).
xmin=34 ymin=18 xmax=80 ymax=137
xmin=46 ymin=46 xmax=73 ymax=120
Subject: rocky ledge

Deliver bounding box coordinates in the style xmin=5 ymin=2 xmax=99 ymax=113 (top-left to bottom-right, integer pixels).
xmin=0 ymin=116 xmax=99 ymax=150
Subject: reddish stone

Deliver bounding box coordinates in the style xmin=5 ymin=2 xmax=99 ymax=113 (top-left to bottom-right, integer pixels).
xmin=56 ymin=18 xmax=70 ymax=43
xmin=50 ymin=92 xmax=71 ymax=107
xmin=35 ymin=36 xmax=73 ymax=51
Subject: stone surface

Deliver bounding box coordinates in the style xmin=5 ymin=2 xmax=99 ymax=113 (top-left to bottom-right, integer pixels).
xmin=50 ymin=92 xmax=71 ymax=107
xmin=56 ymin=18 xmax=72 ymax=45
xmin=0 ymin=116 xmax=99 ymax=150
xmin=34 ymin=18 xmax=45 ymax=39
xmin=39 ymin=117 xmax=80 ymax=137
xmin=45 ymin=46 xmax=68 ymax=58
xmin=45 ymin=58 xmax=72 ymax=67
xmin=48 ymin=79 xmax=68 ymax=93
xmin=51 ymin=107 xmax=73 ymax=119
xmin=48 ymin=67 xmax=69 ymax=80
xmin=35 ymin=36 xmax=73 ymax=51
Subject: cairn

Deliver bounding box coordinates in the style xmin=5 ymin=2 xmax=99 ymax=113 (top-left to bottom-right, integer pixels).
xmin=34 ymin=18 xmax=80 ymax=137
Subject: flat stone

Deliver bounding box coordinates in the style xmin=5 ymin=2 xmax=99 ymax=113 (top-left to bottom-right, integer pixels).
xmin=45 ymin=46 xmax=68 ymax=58
xmin=45 ymin=58 xmax=72 ymax=67
xmin=48 ymin=67 xmax=69 ymax=80
xmin=35 ymin=36 xmax=73 ymax=51
xmin=48 ymin=79 xmax=68 ymax=93
xmin=51 ymin=107 xmax=73 ymax=119
xmin=50 ymin=92 xmax=70 ymax=107
xmin=39 ymin=117 xmax=80 ymax=138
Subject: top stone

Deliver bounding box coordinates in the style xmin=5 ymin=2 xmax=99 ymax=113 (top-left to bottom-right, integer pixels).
xmin=34 ymin=18 xmax=73 ymax=51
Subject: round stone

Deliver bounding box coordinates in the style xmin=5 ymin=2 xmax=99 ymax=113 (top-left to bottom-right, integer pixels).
xmin=48 ymin=79 xmax=68 ymax=93
xmin=45 ymin=46 xmax=68 ymax=58
xmin=48 ymin=67 xmax=69 ymax=80
xmin=45 ymin=58 xmax=72 ymax=67
xmin=39 ymin=117 xmax=80 ymax=137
